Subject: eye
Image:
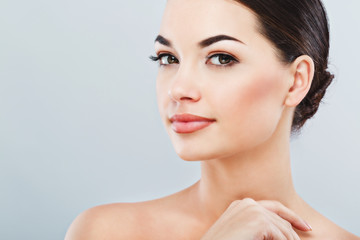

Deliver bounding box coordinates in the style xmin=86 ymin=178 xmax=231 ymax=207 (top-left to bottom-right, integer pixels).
xmin=149 ymin=53 xmax=179 ymax=66
xmin=206 ymin=53 xmax=238 ymax=66
xmin=160 ymin=54 xmax=179 ymax=65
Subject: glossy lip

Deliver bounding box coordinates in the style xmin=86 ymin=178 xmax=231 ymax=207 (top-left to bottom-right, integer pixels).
xmin=169 ymin=113 xmax=216 ymax=134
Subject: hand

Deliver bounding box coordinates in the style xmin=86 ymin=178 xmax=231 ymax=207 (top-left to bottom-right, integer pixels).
xmin=201 ymin=198 xmax=312 ymax=240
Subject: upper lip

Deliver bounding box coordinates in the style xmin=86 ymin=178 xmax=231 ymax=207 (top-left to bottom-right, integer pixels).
xmin=170 ymin=113 xmax=216 ymax=122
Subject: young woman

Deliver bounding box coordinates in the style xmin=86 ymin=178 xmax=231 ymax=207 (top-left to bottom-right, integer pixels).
xmin=65 ymin=0 xmax=360 ymax=239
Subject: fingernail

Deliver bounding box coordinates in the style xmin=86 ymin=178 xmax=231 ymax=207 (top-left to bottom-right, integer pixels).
xmin=305 ymin=222 xmax=312 ymax=231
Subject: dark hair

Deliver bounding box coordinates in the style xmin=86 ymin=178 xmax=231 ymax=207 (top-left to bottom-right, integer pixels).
xmin=233 ymin=0 xmax=334 ymax=132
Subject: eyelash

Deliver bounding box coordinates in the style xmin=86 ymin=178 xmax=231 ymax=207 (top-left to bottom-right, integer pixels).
xmin=149 ymin=53 xmax=178 ymax=66
xmin=206 ymin=53 xmax=239 ymax=68
xmin=149 ymin=53 xmax=239 ymax=68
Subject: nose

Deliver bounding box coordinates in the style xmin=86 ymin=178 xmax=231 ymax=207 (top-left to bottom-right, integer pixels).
xmin=168 ymin=67 xmax=201 ymax=103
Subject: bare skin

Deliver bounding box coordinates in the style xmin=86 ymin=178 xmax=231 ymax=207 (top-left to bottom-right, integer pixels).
xmin=65 ymin=0 xmax=360 ymax=239
xmin=65 ymin=183 xmax=358 ymax=239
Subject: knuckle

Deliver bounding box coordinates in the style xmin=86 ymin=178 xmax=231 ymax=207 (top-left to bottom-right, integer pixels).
xmin=242 ymin=198 xmax=256 ymax=205
xmin=229 ymin=198 xmax=256 ymax=209
xmin=229 ymin=199 xmax=242 ymax=207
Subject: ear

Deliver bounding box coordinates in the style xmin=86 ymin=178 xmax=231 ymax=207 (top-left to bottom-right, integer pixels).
xmin=284 ymin=55 xmax=315 ymax=107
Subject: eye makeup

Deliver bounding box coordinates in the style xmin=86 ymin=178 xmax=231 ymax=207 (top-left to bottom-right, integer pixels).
xmin=150 ymin=52 xmax=239 ymax=68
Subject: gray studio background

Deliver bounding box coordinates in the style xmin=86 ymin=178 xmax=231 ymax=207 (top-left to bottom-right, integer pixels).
xmin=0 ymin=0 xmax=359 ymax=239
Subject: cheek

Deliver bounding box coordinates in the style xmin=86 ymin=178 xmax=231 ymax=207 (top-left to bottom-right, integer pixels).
xmin=243 ymin=72 xmax=285 ymax=111
xmin=212 ymin=69 xmax=286 ymax=142
xmin=156 ymin=76 xmax=168 ymax=120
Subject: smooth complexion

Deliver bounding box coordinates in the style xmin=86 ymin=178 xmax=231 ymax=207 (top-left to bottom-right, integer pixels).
xmin=65 ymin=0 xmax=360 ymax=239
xmin=155 ymin=0 xmax=309 ymax=218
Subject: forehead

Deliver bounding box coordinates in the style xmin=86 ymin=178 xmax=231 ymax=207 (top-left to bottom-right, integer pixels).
xmin=159 ymin=0 xmax=259 ymax=45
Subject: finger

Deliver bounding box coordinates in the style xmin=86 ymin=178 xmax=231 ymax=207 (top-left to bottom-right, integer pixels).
xmin=258 ymin=200 xmax=312 ymax=232
xmin=293 ymin=231 xmax=301 ymax=240
xmin=264 ymin=210 xmax=298 ymax=240
xmin=274 ymin=213 xmax=301 ymax=240
xmin=268 ymin=225 xmax=288 ymax=240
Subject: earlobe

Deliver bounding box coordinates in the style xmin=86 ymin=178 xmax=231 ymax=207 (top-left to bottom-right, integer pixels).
xmin=284 ymin=55 xmax=315 ymax=107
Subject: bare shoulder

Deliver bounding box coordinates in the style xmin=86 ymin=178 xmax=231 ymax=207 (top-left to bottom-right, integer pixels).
xmin=64 ymin=187 xmax=204 ymax=240
xmin=293 ymin=197 xmax=360 ymax=240
xmin=321 ymin=221 xmax=360 ymax=240
xmin=316 ymin=222 xmax=360 ymax=240
xmin=64 ymin=202 xmax=154 ymax=240
xmin=298 ymin=206 xmax=360 ymax=240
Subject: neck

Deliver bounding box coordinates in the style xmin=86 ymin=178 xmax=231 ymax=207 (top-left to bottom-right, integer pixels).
xmin=195 ymin=110 xmax=300 ymax=222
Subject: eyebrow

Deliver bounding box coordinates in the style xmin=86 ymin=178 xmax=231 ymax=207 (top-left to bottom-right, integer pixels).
xmin=154 ymin=35 xmax=172 ymax=47
xmin=198 ymin=35 xmax=245 ymax=48
xmin=154 ymin=34 xmax=245 ymax=48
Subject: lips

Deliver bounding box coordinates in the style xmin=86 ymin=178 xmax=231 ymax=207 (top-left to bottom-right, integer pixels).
xmin=169 ymin=113 xmax=216 ymax=134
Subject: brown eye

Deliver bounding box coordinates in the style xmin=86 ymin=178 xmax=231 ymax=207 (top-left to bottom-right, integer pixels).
xmin=207 ymin=53 xmax=238 ymax=66
xmin=159 ymin=54 xmax=179 ymax=65
xmin=219 ymin=55 xmax=232 ymax=64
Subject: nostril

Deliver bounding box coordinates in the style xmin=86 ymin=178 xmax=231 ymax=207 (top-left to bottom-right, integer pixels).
xmin=180 ymin=96 xmax=194 ymax=101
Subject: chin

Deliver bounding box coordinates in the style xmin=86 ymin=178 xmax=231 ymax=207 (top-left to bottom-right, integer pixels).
xmin=172 ymin=134 xmax=273 ymax=162
xmin=173 ymin=142 xmax=234 ymax=162
xmin=173 ymin=144 xmax=212 ymax=161
xmin=176 ymin=152 xmax=213 ymax=162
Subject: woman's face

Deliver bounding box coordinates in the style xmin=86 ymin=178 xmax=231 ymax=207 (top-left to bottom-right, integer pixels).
xmin=154 ymin=0 xmax=292 ymax=161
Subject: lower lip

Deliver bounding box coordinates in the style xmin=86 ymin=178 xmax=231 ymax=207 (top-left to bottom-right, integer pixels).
xmin=171 ymin=121 xmax=215 ymax=134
